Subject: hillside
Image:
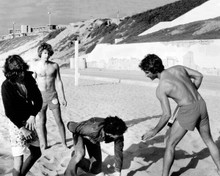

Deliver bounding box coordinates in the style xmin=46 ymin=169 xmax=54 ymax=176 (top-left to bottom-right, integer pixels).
xmin=0 ymin=0 xmax=212 ymax=67
xmin=101 ymin=0 xmax=209 ymax=43
xmin=125 ymin=16 xmax=220 ymax=43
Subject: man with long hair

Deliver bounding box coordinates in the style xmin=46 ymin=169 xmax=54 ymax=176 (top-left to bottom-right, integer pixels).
xmin=1 ymin=55 xmax=42 ymax=176
xmin=30 ymin=42 xmax=67 ymax=150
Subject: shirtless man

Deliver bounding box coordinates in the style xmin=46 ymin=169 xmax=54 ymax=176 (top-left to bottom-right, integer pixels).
xmin=31 ymin=42 xmax=67 ymax=149
xmin=139 ymin=54 xmax=220 ymax=176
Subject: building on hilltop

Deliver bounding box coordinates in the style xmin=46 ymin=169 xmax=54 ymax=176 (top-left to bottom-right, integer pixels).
xmin=0 ymin=23 xmax=68 ymax=41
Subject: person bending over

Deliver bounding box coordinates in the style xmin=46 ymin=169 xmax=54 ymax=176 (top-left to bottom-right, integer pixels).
xmin=139 ymin=54 xmax=220 ymax=176
xmin=1 ymin=55 xmax=43 ymax=176
xmin=65 ymin=116 xmax=128 ymax=176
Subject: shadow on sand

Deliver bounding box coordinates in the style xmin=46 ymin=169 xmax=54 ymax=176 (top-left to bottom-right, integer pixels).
xmin=103 ymin=130 xmax=220 ymax=175
xmin=103 ymin=134 xmax=193 ymax=176
xmin=125 ymin=115 xmax=160 ymax=127
xmin=170 ymin=135 xmax=220 ymax=175
xmin=65 ymin=116 xmax=220 ymax=176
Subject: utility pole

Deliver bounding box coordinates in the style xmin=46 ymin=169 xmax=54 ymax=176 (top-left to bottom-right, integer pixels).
xmin=117 ymin=10 xmax=119 ymax=19
xmin=48 ymin=11 xmax=51 ymax=30
xmin=12 ymin=22 xmax=15 ymax=38
xmin=74 ymin=38 xmax=80 ymax=86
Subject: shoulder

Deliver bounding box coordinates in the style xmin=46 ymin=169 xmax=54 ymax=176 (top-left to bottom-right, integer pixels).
xmin=48 ymin=61 xmax=59 ymax=69
xmin=1 ymin=79 xmax=13 ymax=92
xmin=168 ymin=65 xmax=185 ymax=72
xmin=85 ymin=117 xmax=105 ymax=130
xmin=24 ymin=71 xmax=36 ymax=83
xmin=88 ymin=117 xmax=105 ymax=125
xmin=25 ymin=71 xmax=34 ymax=78
xmin=158 ymin=76 xmax=173 ymax=88
xmin=48 ymin=60 xmax=57 ymax=65
xmin=1 ymin=79 xmax=9 ymax=87
xmin=157 ymin=79 xmax=173 ymax=96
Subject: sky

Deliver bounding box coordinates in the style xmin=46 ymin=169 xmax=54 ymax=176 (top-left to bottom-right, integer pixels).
xmin=0 ymin=0 xmax=178 ymax=35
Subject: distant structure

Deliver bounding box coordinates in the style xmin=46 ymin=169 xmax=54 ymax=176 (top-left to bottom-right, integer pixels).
xmin=0 ymin=24 xmax=68 ymax=41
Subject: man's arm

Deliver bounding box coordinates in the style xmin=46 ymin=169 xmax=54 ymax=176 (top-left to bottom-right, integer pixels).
xmin=114 ymin=136 xmax=124 ymax=176
xmin=1 ymin=82 xmax=24 ymax=128
xmin=184 ymin=66 xmax=203 ymax=89
xmin=55 ymin=64 xmax=67 ymax=106
xmin=154 ymin=83 xmax=172 ymax=133
xmin=142 ymin=82 xmax=172 ymax=141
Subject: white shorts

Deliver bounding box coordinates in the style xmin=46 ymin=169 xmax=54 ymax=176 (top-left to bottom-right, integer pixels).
xmin=7 ymin=119 xmax=40 ymax=157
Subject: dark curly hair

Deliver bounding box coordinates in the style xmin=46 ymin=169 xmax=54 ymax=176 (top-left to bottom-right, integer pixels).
xmin=103 ymin=116 xmax=127 ymax=136
xmin=38 ymin=42 xmax=54 ymax=58
xmin=139 ymin=54 xmax=164 ymax=74
xmin=3 ymin=55 xmax=29 ymax=82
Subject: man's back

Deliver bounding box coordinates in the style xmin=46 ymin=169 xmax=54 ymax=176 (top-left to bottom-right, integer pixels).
xmin=158 ymin=65 xmax=203 ymax=106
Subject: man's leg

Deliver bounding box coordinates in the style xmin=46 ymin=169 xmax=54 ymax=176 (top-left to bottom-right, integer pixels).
xmin=85 ymin=139 xmax=103 ymax=175
xmin=21 ymin=145 xmax=41 ymax=175
xmin=51 ymin=107 xmax=67 ymax=147
xmin=163 ymin=120 xmax=187 ymax=176
xmin=37 ymin=108 xmax=48 ymax=149
xmin=13 ymin=155 xmax=23 ymax=176
xmin=197 ymin=122 xmax=220 ymax=174
xmin=65 ymin=136 xmax=85 ymax=176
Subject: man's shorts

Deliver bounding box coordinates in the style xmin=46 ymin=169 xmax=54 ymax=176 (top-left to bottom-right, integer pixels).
xmin=41 ymin=90 xmax=60 ymax=110
xmin=7 ymin=119 xmax=40 ymax=157
xmin=176 ymin=99 xmax=209 ymax=131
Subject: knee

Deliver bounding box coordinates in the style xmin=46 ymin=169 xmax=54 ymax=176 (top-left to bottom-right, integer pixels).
xmin=64 ymin=168 xmax=75 ymax=176
xmin=13 ymin=162 xmax=22 ymax=172
xmin=31 ymin=146 xmax=42 ymax=159
xmin=13 ymin=168 xmax=22 ymax=175
xmin=74 ymin=150 xmax=85 ymax=163
xmin=35 ymin=148 xmax=42 ymax=159
xmin=90 ymin=161 xmax=102 ymax=174
xmin=166 ymin=139 xmax=177 ymax=151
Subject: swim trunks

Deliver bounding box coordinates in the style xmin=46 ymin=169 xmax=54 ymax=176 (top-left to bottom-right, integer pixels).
xmin=176 ymin=99 xmax=209 ymax=131
xmin=7 ymin=119 xmax=40 ymax=157
xmin=41 ymin=90 xmax=60 ymax=110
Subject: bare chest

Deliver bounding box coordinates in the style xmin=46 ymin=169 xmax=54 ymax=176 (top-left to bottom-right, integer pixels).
xmin=36 ymin=64 xmax=56 ymax=78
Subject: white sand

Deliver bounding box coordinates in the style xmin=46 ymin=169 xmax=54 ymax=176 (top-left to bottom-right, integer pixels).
xmin=0 ymin=70 xmax=220 ymax=176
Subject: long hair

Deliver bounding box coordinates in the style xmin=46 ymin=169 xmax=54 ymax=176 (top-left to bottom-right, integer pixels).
xmin=103 ymin=116 xmax=127 ymax=136
xmin=3 ymin=55 xmax=29 ymax=82
xmin=139 ymin=54 xmax=164 ymax=74
xmin=38 ymin=42 xmax=54 ymax=58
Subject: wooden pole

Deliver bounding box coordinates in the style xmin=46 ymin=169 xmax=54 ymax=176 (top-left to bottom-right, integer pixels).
xmin=74 ymin=40 xmax=79 ymax=86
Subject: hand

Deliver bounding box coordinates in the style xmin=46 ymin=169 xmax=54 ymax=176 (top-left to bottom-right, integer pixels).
xmin=25 ymin=115 xmax=36 ymax=131
xmin=61 ymin=99 xmax=67 ymax=107
xmin=141 ymin=129 xmax=157 ymax=141
xmin=20 ymin=127 xmax=33 ymax=140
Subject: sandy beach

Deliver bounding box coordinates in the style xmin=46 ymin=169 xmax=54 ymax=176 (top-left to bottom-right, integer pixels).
xmin=0 ymin=69 xmax=220 ymax=176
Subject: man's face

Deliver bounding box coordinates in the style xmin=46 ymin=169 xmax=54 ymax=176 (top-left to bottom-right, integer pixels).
xmin=41 ymin=49 xmax=50 ymax=61
xmin=145 ymin=71 xmax=157 ymax=80
xmin=16 ymin=71 xmax=25 ymax=83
